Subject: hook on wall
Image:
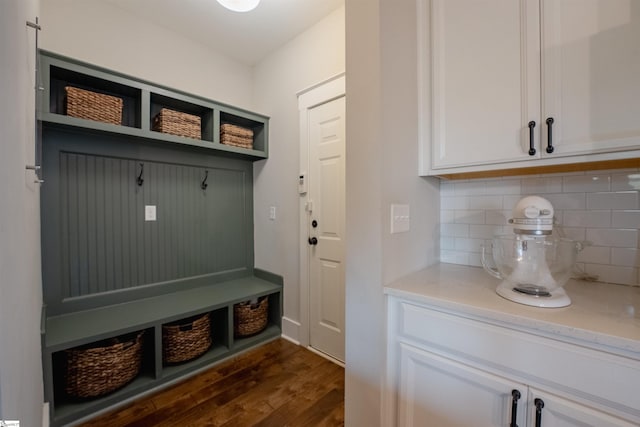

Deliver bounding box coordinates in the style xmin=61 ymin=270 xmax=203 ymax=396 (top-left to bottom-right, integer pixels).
xmin=201 ymin=170 xmax=209 ymax=190
xmin=137 ymin=163 xmax=144 ymax=186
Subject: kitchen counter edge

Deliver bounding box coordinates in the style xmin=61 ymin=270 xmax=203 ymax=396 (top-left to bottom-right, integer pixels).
xmin=384 ymin=263 xmax=640 ymax=358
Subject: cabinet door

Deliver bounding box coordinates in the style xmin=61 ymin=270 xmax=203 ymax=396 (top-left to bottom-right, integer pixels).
xmin=528 ymin=388 xmax=638 ymax=427
xmin=398 ymin=343 xmax=527 ymax=427
xmin=541 ymin=0 xmax=640 ymax=157
xmin=429 ymin=0 xmax=540 ymax=170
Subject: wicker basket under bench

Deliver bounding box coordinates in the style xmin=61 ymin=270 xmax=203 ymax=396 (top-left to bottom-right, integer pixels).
xmin=234 ymin=296 xmax=269 ymax=337
xmin=64 ymin=331 xmax=144 ymax=398
xmin=162 ymin=312 xmax=212 ymax=364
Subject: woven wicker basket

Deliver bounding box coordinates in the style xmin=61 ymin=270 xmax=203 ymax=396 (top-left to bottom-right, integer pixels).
xmin=65 ymin=86 xmax=123 ymax=125
xmin=234 ymin=297 xmax=269 ymax=337
xmin=220 ymin=133 xmax=253 ymax=149
xmin=64 ymin=331 xmax=144 ymax=398
xmin=220 ymin=123 xmax=254 ymax=138
xmin=152 ymin=108 xmax=201 ymax=140
xmin=220 ymin=123 xmax=254 ymax=149
xmin=162 ymin=312 xmax=211 ymax=364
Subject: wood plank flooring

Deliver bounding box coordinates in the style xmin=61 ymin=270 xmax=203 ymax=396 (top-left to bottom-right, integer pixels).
xmin=78 ymin=339 xmax=344 ymax=427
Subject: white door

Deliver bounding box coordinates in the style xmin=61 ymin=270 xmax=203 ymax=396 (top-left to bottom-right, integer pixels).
xmin=429 ymin=0 xmax=541 ymax=169
xmin=398 ymin=343 xmax=528 ymax=427
xmin=307 ymin=95 xmax=346 ymax=362
xmin=541 ymin=0 xmax=640 ymax=157
xmin=527 ymin=388 xmax=638 ymax=427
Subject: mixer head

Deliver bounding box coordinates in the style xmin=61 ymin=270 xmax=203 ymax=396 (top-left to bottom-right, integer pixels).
xmin=508 ymin=196 xmax=554 ymax=235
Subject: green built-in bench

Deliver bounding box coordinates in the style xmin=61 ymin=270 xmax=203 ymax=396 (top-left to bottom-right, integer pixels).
xmin=41 ymin=271 xmax=282 ymax=427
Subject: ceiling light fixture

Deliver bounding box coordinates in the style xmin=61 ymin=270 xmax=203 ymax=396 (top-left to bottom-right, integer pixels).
xmin=216 ymin=0 xmax=260 ymax=12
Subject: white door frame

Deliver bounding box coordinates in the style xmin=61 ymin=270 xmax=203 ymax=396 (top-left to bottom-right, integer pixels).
xmin=297 ymin=73 xmax=345 ymax=351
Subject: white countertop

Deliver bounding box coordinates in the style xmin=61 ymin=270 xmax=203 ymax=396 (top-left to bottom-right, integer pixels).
xmin=384 ymin=263 xmax=640 ymax=356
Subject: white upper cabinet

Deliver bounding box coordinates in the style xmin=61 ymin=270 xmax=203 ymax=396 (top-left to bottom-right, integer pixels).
xmin=541 ymin=0 xmax=640 ymax=157
xmin=425 ymin=0 xmax=541 ymax=170
xmin=419 ymin=0 xmax=640 ymax=176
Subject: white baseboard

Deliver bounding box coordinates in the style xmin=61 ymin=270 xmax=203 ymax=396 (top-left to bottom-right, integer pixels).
xmin=280 ymin=316 xmax=301 ymax=344
xmin=280 ymin=334 xmax=300 ymax=346
xmin=307 ymin=346 xmax=345 ymax=367
xmin=42 ymin=402 xmax=49 ymax=427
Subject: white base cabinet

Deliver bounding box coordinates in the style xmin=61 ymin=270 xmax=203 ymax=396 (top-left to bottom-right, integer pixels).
xmin=527 ymin=388 xmax=636 ymax=427
xmin=386 ymin=297 xmax=640 ymax=426
xmin=399 ymin=344 xmax=527 ymax=426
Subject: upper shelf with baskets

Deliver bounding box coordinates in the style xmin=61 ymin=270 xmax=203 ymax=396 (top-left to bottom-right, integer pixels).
xmin=39 ymin=50 xmax=269 ymax=160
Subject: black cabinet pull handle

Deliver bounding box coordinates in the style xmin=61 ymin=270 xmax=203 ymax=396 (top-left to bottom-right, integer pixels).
xmin=308 ymin=237 xmax=318 ymax=245
xmin=535 ymin=398 xmax=545 ymax=427
xmin=546 ymin=117 xmax=555 ymax=153
xmin=528 ymin=121 xmax=536 ymax=156
xmin=510 ymin=389 xmax=521 ymax=427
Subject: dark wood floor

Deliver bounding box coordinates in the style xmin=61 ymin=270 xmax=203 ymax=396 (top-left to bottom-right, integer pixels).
xmin=78 ymin=339 xmax=345 ymax=427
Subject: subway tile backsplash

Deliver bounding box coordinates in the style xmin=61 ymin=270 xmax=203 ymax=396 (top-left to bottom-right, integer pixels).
xmin=440 ymin=169 xmax=640 ymax=286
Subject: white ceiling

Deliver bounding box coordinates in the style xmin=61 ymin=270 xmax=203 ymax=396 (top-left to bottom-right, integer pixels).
xmin=100 ymin=0 xmax=344 ymax=66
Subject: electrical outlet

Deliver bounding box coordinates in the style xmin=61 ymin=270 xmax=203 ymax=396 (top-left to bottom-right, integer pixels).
xmin=269 ymin=206 xmax=276 ymax=220
xmin=390 ymin=204 xmax=410 ymax=233
xmin=145 ymin=205 xmax=157 ymax=221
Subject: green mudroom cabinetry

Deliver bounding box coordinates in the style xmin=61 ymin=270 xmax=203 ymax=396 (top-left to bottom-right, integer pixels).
xmin=38 ymin=51 xmax=281 ymax=427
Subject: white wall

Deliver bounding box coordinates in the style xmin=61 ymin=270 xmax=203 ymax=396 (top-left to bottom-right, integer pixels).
xmin=40 ymin=0 xmax=254 ymax=109
xmin=344 ymin=1 xmax=385 ymax=423
xmin=345 ymin=0 xmax=440 ymax=425
xmin=252 ymin=6 xmax=345 ymax=342
xmin=0 ymin=0 xmax=45 ymax=425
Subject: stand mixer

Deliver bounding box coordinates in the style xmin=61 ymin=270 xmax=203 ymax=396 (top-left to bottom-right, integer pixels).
xmin=482 ymin=196 xmax=584 ymax=308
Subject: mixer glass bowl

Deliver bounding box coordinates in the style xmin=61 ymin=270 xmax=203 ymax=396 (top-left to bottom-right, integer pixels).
xmin=484 ymin=234 xmax=583 ymax=295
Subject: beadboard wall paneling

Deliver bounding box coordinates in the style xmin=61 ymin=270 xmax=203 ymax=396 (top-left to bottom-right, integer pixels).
xmin=440 ymin=169 xmax=640 ymax=286
xmin=41 ymin=127 xmax=253 ymax=315
xmin=60 ymin=153 xmax=247 ymax=298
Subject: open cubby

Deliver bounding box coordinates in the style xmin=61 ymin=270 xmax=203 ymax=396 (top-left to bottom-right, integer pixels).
xmin=219 ymin=110 xmax=267 ymax=153
xmin=49 ymin=65 xmax=141 ymax=128
xmin=150 ymin=93 xmax=214 ymax=142
xmin=49 ymin=327 xmax=156 ymax=424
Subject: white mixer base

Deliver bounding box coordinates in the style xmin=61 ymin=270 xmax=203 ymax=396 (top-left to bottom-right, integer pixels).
xmin=496 ymin=281 xmax=571 ymax=308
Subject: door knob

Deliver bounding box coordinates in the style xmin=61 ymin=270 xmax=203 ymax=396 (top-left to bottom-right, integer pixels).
xmin=308 ymin=237 xmax=318 ymax=245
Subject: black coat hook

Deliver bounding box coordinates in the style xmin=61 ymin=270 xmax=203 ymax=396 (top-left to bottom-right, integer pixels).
xmin=201 ymin=170 xmax=209 ymax=190
xmin=137 ymin=163 xmax=144 ymax=186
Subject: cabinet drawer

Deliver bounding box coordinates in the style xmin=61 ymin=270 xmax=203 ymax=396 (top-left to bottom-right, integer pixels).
xmin=397 ymin=301 xmax=640 ymax=420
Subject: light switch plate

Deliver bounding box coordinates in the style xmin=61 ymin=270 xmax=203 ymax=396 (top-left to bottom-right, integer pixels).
xmin=145 ymin=205 xmax=157 ymax=221
xmin=391 ymin=204 xmax=410 ymax=234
